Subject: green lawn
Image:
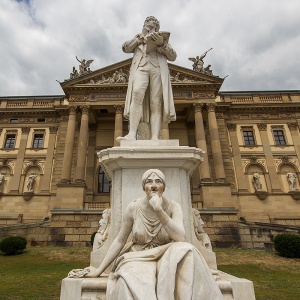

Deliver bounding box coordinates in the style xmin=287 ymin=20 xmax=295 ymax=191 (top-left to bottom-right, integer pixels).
xmin=0 ymin=247 xmax=299 ymax=299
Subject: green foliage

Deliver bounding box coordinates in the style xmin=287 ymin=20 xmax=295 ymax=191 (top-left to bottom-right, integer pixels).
xmin=0 ymin=236 xmax=27 ymax=255
xmin=274 ymin=234 xmax=300 ymax=258
xmin=90 ymin=232 xmax=97 ymax=246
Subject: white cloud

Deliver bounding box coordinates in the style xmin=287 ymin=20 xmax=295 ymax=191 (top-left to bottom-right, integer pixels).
xmin=0 ymin=0 xmax=300 ymax=95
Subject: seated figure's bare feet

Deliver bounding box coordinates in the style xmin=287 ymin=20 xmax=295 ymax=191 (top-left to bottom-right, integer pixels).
xmin=116 ymin=134 xmax=136 ymax=142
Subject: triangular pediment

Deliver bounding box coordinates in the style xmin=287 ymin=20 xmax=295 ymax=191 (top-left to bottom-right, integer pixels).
xmin=61 ymin=58 xmax=224 ymax=96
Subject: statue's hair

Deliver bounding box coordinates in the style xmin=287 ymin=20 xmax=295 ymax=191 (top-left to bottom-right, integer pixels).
xmin=142 ymin=169 xmax=165 ymax=191
xmin=144 ymin=16 xmax=160 ymax=32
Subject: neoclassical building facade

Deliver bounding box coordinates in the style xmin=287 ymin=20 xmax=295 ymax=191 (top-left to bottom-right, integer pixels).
xmin=1 ymin=59 xmax=299 ymax=246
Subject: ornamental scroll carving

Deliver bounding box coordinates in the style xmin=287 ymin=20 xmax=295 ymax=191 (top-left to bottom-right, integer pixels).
xmin=257 ymin=124 xmax=267 ymax=131
xmin=69 ymin=95 xmax=89 ymax=102
xmin=49 ymin=126 xmax=58 ymax=134
xmin=287 ymin=122 xmax=298 ymax=130
xmin=242 ymin=157 xmax=268 ymax=173
xmin=227 ymin=123 xmax=237 ymax=131
xmin=21 ymin=127 xmax=30 ymax=134
xmin=192 ymin=92 xmax=215 ymax=99
xmin=274 ymin=156 xmax=300 ymax=172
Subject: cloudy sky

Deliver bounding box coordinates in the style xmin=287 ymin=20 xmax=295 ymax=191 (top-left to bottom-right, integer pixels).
xmin=1 ymin=0 xmax=300 ymax=96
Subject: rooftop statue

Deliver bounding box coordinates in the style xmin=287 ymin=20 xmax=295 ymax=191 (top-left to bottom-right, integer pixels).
xmin=69 ymin=169 xmax=223 ymax=299
xmin=76 ymin=56 xmax=94 ymax=75
xmin=117 ymin=16 xmax=177 ymax=141
xmin=189 ymin=48 xmax=213 ymax=74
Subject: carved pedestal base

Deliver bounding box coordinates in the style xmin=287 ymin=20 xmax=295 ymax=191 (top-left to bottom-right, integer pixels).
xmin=255 ymin=190 xmax=268 ymax=200
xmin=60 ymin=140 xmax=255 ymax=300
xmin=289 ymin=190 xmax=300 ymax=200
xmin=23 ymin=191 xmax=34 ymax=201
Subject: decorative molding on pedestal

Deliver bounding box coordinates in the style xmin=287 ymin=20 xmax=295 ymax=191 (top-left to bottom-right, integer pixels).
xmin=255 ymin=190 xmax=268 ymax=200
xmin=289 ymin=190 xmax=300 ymax=200
xmin=23 ymin=191 xmax=34 ymax=201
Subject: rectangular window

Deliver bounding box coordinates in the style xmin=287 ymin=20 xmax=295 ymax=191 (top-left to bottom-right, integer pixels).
xmin=32 ymin=133 xmax=44 ymax=148
xmin=243 ymin=130 xmax=255 ymax=145
xmin=273 ymin=129 xmax=286 ymax=145
xmin=4 ymin=134 xmax=16 ymax=148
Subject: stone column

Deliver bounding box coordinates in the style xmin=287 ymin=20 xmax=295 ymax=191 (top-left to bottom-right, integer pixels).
xmin=207 ymin=103 xmax=226 ymax=182
xmin=193 ymin=103 xmax=211 ymax=181
xmin=40 ymin=126 xmax=58 ymax=192
xmin=114 ymin=105 xmax=124 ymax=146
xmin=287 ymin=122 xmax=300 ymax=164
xmin=61 ymin=106 xmax=77 ymax=183
xmin=9 ymin=127 xmax=30 ymax=193
xmin=75 ymin=105 xmax=89 ymax=183
xmin=85 ymin=124 xmax=97 ymax=192
xmin=257 ymin=123 xmax=281 ymax=192
xmin=160 ymin=122 xmax=170 ymax=140
xmin=227 ymin=123 xmax=248 ymax=191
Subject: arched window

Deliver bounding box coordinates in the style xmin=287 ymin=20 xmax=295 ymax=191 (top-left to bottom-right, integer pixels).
xmin=98 ymin=167 xmax=110 ymax=193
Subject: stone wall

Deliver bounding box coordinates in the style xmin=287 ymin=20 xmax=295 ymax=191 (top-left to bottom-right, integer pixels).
xmin=239 ymin=219 xmax=300 ymax=250
xmin=0 ymin=220 xmax=50 ymax=246
xmin=48 ymin=210 xmax=102 ymax=247
xmin=201 ymin=213 xmax=241 ymax=248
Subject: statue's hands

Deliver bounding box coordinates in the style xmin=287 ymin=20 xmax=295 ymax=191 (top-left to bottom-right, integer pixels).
xmin=84 ymin=270 xmax=101 ymax=278
xmin=149 ymin=194 xmax=163 ymax=211
xmin=150 ymin=32 xmax=164 ymax=46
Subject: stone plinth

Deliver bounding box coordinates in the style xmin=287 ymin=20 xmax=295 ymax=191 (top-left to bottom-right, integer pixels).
xmin=61 ymin=140 xmax=256 ymax=300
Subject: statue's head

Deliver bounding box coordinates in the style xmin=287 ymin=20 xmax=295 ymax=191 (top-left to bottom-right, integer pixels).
xmin=142 ymin=169 xmax=166 ymax=199
xmin=143 ymin=16 xmax=160 ymax=32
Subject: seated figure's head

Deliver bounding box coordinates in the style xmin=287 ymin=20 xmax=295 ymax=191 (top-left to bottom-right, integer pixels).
xmin=142 ymin=169 xmax=166 ymax=193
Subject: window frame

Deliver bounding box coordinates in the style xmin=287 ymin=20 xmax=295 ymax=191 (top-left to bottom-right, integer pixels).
xmin=4 ymin=133 xmax=17 ymax=149
xmin=271 ymin=126 xmax=287 ymax=145
xmin=32 ymin=132 xmax=45 ymax=149
xmin=97 ymin=167 xmax=110 ymax=193
xmin=241 ymin=126 xmax=256 ymax=146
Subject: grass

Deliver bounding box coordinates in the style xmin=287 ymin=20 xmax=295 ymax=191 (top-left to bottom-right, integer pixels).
xmin=0 ymin=247 xmax=299 ymax=299
xmin=216 ymin=248 xmax=300 ymax=300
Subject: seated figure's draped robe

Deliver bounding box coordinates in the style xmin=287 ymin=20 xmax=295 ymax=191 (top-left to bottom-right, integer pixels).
xmin=107 ymin=198 xmax=223 ymax=300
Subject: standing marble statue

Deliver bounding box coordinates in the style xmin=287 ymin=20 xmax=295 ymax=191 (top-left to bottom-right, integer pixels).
xmin=0 ymin=173 xmax=6 ymax=192
xmin=73 ymin=169 xmax=222 ymax=299
xmin=252 ymin=173 xmax=262 ymax=191
xmin=287 ymin=172 xmax=297 ymax=191
xmin=27 ymin=173 xmax=37 ymax=192
xmin=117 ymin=16 xmax=177 ymax=141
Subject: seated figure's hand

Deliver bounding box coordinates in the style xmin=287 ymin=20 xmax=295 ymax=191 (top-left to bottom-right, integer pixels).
xmin=84 ymin=270 xmax=101 ymax=278
xmin=150 ymin=32 xmax=164 ymax=46
xmin=149 ymin=194 xmax=163 ymax=211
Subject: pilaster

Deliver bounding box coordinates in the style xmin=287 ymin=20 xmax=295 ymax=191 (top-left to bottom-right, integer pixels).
xmin=257 ymin=123 xmax=281 ymax=192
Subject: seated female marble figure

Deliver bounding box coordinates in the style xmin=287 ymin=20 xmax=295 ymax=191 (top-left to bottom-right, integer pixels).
xmin=85 ymin=169 xmax=223 ymax=300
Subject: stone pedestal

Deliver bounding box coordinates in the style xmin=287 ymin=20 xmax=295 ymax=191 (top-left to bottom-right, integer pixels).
xmin=61 ymin=140 xmax=256 ymax=300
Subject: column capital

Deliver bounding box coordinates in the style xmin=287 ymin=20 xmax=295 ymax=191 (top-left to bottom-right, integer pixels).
xmin=21 ymin=126 xmax=30 ymax=134
xmin=80 ymin=105 xmax=90 ymax=115
xmin=257 ymin=124 xmax=267 ymax=131
xmin=206 ymin=103 xmax=217 ymax=112
xmin=68 ymin=105 xmax=77 ymax=115
xmin=49 ymin=126 xmax=58 ymax=134
xmin=287 ymin=122 xmax=298 ymax=130
xmin=227 ymin=123 xmax=237 ymax=131
xmin=192 ymin=103 xmax=205 ymax=113
xmin=114 ymin=104 xmax=124 ymax=114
